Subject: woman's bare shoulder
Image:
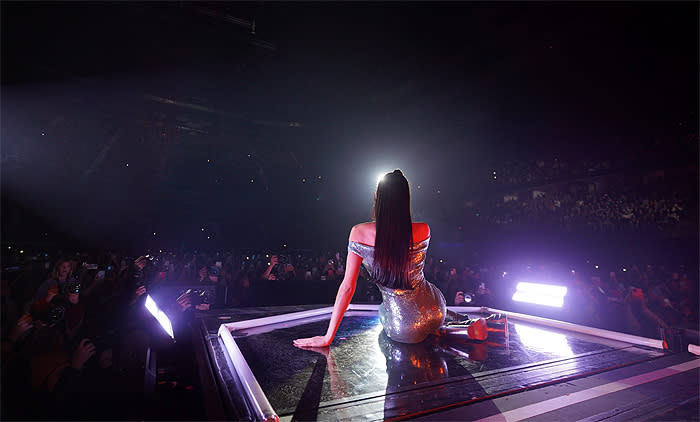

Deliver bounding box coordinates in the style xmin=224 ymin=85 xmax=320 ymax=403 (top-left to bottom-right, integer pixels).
xmin=412 ymin=222 xmax=430 ymax=241
xmin=349 ymin=222 xmax=376 ymax=244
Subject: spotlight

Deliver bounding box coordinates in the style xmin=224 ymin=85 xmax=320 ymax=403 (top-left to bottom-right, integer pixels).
xmin=512 ymin=282 xmax=567 ymax=308
xmin=144 ymin=295 xmax=174 ymax=338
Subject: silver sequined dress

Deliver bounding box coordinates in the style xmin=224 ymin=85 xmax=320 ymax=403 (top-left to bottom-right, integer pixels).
xmin=348 ymin=237 xmax=447 ymax=343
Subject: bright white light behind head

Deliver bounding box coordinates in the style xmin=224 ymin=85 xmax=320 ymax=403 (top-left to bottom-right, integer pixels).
xmin=512 ymin=282 xmax=568 ymax=308
xmin=377 ymin=172 xmax=387 ymax=184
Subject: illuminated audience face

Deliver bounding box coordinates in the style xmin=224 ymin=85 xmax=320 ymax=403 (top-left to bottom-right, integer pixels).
xmin=58 ymin=262 xmax=72 ymax=278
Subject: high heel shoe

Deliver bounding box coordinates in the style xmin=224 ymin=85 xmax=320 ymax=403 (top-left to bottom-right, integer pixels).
xmin=467 ymin=318 xmax=488 ymax=341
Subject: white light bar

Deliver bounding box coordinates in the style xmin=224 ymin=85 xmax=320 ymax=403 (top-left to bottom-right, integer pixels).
xmin=145 ymin=295 xmax=158 ymax=315
xmin=144 ymin=295 xmax=174 ymax=338
xmin=512 ymin=282 xmax=568 ymax=308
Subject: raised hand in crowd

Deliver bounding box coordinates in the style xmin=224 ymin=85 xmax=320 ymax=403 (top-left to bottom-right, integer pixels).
xmin=261 ymin=255 xmax=279 ymax=280
xmin=134 ymin=256 xmax=148 ymax=271
xmin=130 ymin=285 xmax=147 ymax=305
xmin=177 ymin=292 xmax=192 ymax=312
xmin=46 ymin=285 xmax=59 ymax=303
xmin=72 ymin=338 xmax=96 ymax=371
xmin=7 ymin=313 xmax=33 ymax=345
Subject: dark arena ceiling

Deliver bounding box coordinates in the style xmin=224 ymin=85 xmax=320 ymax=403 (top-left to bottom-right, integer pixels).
xmin=2 ymin=2 xmax=698 ymax=251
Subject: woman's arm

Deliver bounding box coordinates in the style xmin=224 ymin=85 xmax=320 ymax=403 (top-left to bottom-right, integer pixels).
xmin=293 ymin=242 xmax=363 ymax=348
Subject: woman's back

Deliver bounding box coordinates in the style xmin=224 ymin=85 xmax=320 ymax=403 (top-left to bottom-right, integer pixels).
xmin=348 ymin=222 xmax=431 ymax=291
xmin=349 ymin=222 xmax=430 ymax=247
xmin=348 ymin=221 xmax=446 ymax=343
xmin=294 ymin=171 xmax=448 ymax=347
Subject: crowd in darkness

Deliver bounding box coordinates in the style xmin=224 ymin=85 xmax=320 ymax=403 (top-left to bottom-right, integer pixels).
xmin=2 ymin=242 xmax=698 ymax=419
xmin=489 ymin=156 xmax=613 ymax=187
xmin=427 ymin=260 xmax=698 ymax=340
xmin=464 ymin=157 xmax=696 ymax=234
xmin=486 ymin=134 xmax=696 ymax=190
xmin=0 ymin=244 xmax=374 ymax=418
xmin=484 ymin=189 xmax=689 ymax=233
xmin=2 ymin=234 xmax=697 ymax=419
xmin=2 ymin=145 xmax=698 ymax=420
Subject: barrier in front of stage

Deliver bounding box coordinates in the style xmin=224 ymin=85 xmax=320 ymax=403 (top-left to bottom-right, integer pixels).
xmin=483 ymin=307 xmax=665 ymax=349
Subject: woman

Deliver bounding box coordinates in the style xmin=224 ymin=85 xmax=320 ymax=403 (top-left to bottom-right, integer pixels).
xmin=294 ymin=170 xmax=487 ymax=348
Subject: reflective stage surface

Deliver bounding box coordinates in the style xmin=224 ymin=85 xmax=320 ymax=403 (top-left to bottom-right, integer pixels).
xmin=221 ymin=309 xmax=667 ymax=420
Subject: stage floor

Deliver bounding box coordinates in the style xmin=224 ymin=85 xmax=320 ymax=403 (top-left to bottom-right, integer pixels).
xmin=193 ymin=305 xmax=699 ymax=421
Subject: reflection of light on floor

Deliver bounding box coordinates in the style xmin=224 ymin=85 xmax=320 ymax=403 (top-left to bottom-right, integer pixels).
xmin=336 ymin=321 xmax=387 ymax=378
xmin=513 ymin=323 xmax=573 ymax=357
xmin=368 ymin=323 xmax=388 ymax=372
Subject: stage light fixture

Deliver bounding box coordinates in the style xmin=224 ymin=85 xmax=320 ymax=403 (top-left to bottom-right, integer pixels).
xmin=512 ymin=282 xmax=568 ymax=308
xmin=144 ymin=295 xmax=174 ymax=339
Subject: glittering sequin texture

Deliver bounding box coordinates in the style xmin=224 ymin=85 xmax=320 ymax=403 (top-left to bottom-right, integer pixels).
xmin=348 ymin=237 xmax=446 ymax=343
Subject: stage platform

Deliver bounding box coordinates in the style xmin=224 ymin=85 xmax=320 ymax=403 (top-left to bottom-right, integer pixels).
xmin=192 ymin=305 xmax=699 ymax=421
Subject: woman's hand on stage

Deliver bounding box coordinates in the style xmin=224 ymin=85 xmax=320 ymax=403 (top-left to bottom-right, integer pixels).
xmin=293 ymin=335 xmax=332 ymax=348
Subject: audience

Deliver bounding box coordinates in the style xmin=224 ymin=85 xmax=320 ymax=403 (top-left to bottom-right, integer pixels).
xmin=1 ymin=149 xmax=697 ymax=420
xmin=1 ymin=242 xmax=697 ymax=419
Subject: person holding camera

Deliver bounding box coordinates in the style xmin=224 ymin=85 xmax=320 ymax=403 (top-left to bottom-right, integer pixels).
xmin=120 ymin=255 xmax=149 ymax=306
xmin=261 ymin=255 xmax=296 ymax=281
xmin=321 ymin=258 xmax=337 ymax=281
xmin=28 ymin=280 xmax=85 ymax=341
xmin=103 ymin=255 xmax=152 ymax=344
xmin=31 ymin=259 xmax=74 ymax=307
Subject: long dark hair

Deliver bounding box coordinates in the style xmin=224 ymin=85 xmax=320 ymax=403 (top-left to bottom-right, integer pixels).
xmin=372 ymin=169 xmax=413 ymax=290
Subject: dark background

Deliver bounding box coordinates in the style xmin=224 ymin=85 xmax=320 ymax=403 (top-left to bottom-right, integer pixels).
xmin=2 ymin=2 xmax=698 ymax=261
